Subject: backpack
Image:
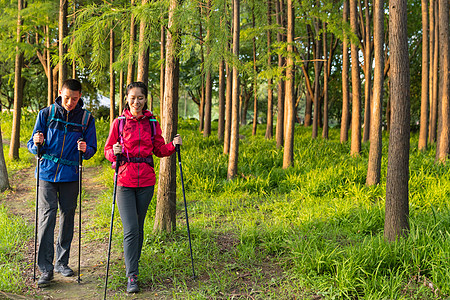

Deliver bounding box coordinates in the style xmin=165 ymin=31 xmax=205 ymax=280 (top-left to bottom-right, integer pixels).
xmin=46 ymin=103 xmax=92 ymax=137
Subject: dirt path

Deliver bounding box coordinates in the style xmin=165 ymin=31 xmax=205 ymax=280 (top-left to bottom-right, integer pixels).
xmin=1 ymin=164 xmax=128 ymax=299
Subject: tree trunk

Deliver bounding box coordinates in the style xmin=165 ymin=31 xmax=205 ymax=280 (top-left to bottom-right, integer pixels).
xmin=429 ymin=0 xmax=439 ymax=143
xmin=366 ymin=0 xmax=384 ymax=186
xmin=227 ymin=0 xmax=240 ymax=180
xmin=283 ymin=0 xmax=295 ymax=169
xmin=436 ymin=0 xmax=449 ymax=162
xmin=340 ymin=0 xmax=350 ymax=143
xmin=137 ymin=0 xmax=149 ymax=86
xmin=46 ymin=24 xmax=53 ymax=106
xmin=385 ymin=0 xmax=410 ymax=242
xmin=252 ymin=4 xmax=258 ymax=136
xmin=218 ymin=59 xmax=226 ymax=140
xmin=198 ymin=4 xmax=205 ymax=132
xmin=9 ymin=0 xmax=24 ymax=161
xmin=154 ymin=0 xmax=180 ymax=233
xmin=350 ymin=0 xmax=361 ymax=156
xmin=160 ymin=21 xmax=165 ymax=120
xmin=418 ymin=0 xmax=429 ymax=151
xmin=203 ymin=0 xmax=212 ymax=137
xmin=322 ymin=22 xmax=329 ymax=140
xmin=58 ymin=0 xmax=68 ymax=89
xmin=0 ymin=125 xmax=10 ymax=192
xmin=110 ymin=29 xmax=115 ymax=125
xmin=312 ymin=20 xmax=321 ymax=139
xmin=127 ymin=0 xmax=136 ymax=85
xmin=362 ymin=0 xmax=371 ymax=143
xmin=265 ymin=0 xmax=273 ymax=140
xmin=275 ymin=0 xmax=285 ymax=148
xmin=224 ymin=61 xmax=232 ymax=154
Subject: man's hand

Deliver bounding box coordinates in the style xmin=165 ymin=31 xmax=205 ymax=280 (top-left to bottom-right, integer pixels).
xmin=78 ymin=140 xmax=87 ymax=153
xmin=113 ymin=142 xmax=123 ymax=156
xmin=33 ymin=132 xmax=44 ymax=146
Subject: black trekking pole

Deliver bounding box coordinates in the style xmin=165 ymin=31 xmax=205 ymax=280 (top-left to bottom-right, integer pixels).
xmin=77 ymin=138 xmax=84 ymax=284
xmin=104 ymin=154 xmax=121 ymax=299
xmin=176 ymin=143 xmax=196 ymax=279
xmin=33 ymin=130 xmax=42 ymax=282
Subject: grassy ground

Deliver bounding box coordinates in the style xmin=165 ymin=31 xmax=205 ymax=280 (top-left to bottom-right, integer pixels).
xmin=1 ymin=111 xmax=449 ymax=299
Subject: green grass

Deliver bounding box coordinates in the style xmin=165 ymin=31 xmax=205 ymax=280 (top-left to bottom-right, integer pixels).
xmin=1 ymin=112 xmax=450 ymax=298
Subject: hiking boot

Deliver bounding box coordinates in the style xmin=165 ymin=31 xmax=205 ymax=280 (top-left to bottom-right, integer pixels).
xmin=127 ymin=275 xmax=139 ymax=293
xmin=55 ymin=264 xmax=74 ymax=277
xmin=37 ymin=271 xmax=53 ymax=287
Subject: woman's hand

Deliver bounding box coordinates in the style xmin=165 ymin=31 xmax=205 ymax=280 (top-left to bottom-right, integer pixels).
xmin=113 ymin=142 xmax=123 ymax=155
xmin=172 ymin=134 xmax=182 ymax=147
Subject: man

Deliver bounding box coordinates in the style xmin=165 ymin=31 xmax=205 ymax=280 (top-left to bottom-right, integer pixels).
xmin=27 ymin=79 xmax=97 ymax=287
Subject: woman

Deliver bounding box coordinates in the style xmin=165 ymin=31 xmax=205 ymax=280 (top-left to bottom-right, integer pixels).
xmin=104 ymin=82 xmax=182 ymax=293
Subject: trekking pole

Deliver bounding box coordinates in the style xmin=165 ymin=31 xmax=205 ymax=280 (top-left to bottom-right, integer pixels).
xmin=33 ymin=130 xmax=42 ymax=282
xmin=104 ymin=154 xmax=121 ymax=299
xmin=77 ymin=138 xmax=84 ymax=284
xmin=176 ymin=143 xmax=197 ymax=279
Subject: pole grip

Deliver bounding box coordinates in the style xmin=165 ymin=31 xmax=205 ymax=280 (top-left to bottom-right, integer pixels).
xmin=36 ymin=130 xmax=43 ymax=158
xmin=78 ymin=137 xmax=84 ymax=166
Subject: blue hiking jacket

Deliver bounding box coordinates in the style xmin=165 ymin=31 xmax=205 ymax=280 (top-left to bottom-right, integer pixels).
xmin=27 ymin=97 xmax=97 ymax=182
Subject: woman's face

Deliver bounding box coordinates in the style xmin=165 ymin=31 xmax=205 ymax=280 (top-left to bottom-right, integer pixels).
xmin=127 ymin=87 xmax=147 ymax=116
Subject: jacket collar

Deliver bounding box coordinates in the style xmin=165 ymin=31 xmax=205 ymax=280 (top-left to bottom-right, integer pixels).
xmin=123 ymin=109 xmax=154 ymax=120
xmin=54 ymin=96 xmax=84 ymax=114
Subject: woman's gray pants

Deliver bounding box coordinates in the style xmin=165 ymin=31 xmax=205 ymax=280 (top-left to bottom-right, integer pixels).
xmin=117 ymin=185 xmax=154 ymax=277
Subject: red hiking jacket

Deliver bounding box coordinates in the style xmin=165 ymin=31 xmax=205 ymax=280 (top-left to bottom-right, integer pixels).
xmin=104 ymin=109 xmax=175 ymax=187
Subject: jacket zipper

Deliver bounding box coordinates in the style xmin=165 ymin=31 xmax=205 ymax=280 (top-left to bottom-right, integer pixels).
xmin=54 ymin=110 xmax=69 ymax=182
xmin=137 ymin=118 xmax=141 ymax=187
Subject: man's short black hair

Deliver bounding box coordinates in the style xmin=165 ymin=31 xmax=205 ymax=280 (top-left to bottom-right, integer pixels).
xmin=61 ymin=79 xmax=82 ymax=92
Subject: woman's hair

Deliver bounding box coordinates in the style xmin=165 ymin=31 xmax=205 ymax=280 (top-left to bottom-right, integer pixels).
xmin=124 ymin=81 xmax=148 ymax=111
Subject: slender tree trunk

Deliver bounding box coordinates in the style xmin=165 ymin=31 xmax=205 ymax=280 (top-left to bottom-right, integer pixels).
xmin=350 ymin=0 xmax=361 ymax=156
xmin=428 ymin=0 xmax=434 ymax=143
xmin=198 ymin=4 xmax=205 ymax=132
xmin=283 ymin=0 xmax=295 ymax=169
xmin=429 ymin=0 xmax=439 ymax=143
xmin=218 ymin=59 xmax=226 ymax=140
xmin=224 ymin=61 xmax=232 ymax=154
xmin=275 ymin=0 xmax=285 ymax=148
xmin=204 ymin=0 xmax=212 ymax=137
xmin=227 ymin=0 xmax=240 ymax=180
xmin=340 ymin=0 xmax=350 ymax=143
xmin=137 ymin=0 xmax=149 ymax=85
xmin=154 ymin=0 xmax=180 ymax=233
xmin=252 ymin=4 xmax=258 ymax=136
xmin=127 ymin=0 xmax=136 ymax=85
xmin=366 ymin=0 xmax=384 ymax=186
xmin=9 ymin=0 xmax=24 ymax=160
xmin=385 ymin=0 xmax=410 ymax=241
xmin=265 ymin=0 xmax=273 ymax=139
xmin=419 ymin=0 xmax=429 ymax=151
xmin=58 ymin=0 xmax=68 ymax=89
xmin=322 ymin=22 xmax=329 ymax=139
xmin=119 ymin=34 xmax=125 ymax=115
xmin=46 ymin=24 xmax=53 ymax=106
xmin=0 ymin=125 xmax=9 ymax=192
xmin=160 ymin=21 xmax=165 ymax=120
xmin=110 ymin=29 xmax=116 ymax=125
xmin=71 ymin=0 xmax=77 ymax=79
xmin=436 ymin=0 xmax=449 ymax=162
xmin=312 ymin=19 xmax=321 ymax=139
xmin=362 ymin=0 xmax=371 ymax=143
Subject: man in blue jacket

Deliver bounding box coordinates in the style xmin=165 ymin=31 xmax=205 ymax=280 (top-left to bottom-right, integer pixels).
xmin=27 ymin=79 xmax=97 ymax=287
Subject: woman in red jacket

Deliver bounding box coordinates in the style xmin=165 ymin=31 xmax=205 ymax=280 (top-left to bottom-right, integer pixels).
xmin=104 ymin=81 xmax=182 ymax=293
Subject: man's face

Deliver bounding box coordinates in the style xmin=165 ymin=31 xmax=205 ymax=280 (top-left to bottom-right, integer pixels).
xmin=60 ymin=88 xmax=81 ymax=112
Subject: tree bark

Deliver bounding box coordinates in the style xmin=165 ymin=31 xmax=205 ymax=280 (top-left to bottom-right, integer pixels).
xmin=58 ymin=0 xmax=68 ymax=89
xmin=203 ymin=0 xmax=212 ymax=137
xmin=252 ymin=4 xmax=258 ymax=136
xmin=322 ymin=22 xmax=329 ymax=140
xmin=0 ymin=125 xmax=10 ymax=192
xmin=218 ymin=59 xmax=226 ymax=140
xmin=436 ymin=0 xmax=449 ymax=162
xmin=362 ymin=0 xmax=371 ymax=143
xmin=46 ymin=24 xmax=53 ymax=106
xmin=283 ymin=0 xmax=295 ymax=169
xmin=350 ymin=0 xmax=361 ymax=156
xmin=265 ymin=0 xmax=274 ymax=139
xmin=429 ymin=0 xmax=438 ymax=143
xmin=418 ymin=0 xmax=429 ymax=151
xmin=224 ymin=61 xmax=232 ymax=154
xmin=312 ymin=19 xmax=321 ymax=139
xmin=340 ymin=0 xmax=350 ymax=143
xmin=127 ymin=0 xmax=136 ymax=85
xmin=9 ymin=0 xmax=24 ymax=160
xmin=137 ymin=0 xmax=150 ymax=86
xmin=110 ymin=29 xmax=116 ymax=125
xmin=275 ymin=0 xmax=285 ymax=148
xmin=366 ymin=0 xmax=384 ymax=186
xmin=160 ymin=20 xmax=165 ymax=120
xmin=227 ymin=0 xmax=240 ymax=180
xmin=385 ymin=0 xmax=410 ymax=241
xmin=154 ymin=0 xmax=180 ymax=233
xmin=198 ymin=4 xmax=205 ymax=132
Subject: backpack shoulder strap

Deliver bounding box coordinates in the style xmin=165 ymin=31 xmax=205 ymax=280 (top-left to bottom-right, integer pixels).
xmin=46 ymin=104 xmax=56 ymax=127
xmin=147 ymin=113 xmax=157 ymax=142
xmin=117 ymin=116 xmax=126 ymax=144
